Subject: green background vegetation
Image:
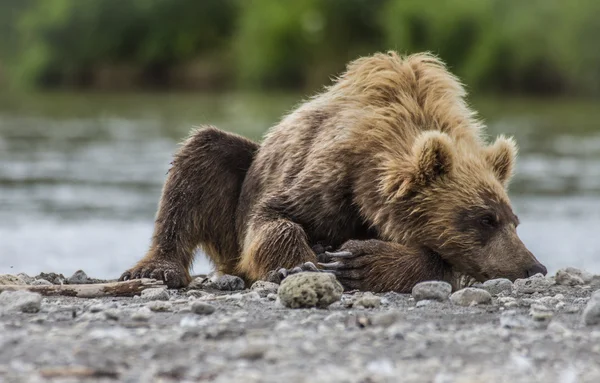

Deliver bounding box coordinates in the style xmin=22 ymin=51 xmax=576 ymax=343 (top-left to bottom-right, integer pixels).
xmin=1 ymin=0 xmax=599 ymax=95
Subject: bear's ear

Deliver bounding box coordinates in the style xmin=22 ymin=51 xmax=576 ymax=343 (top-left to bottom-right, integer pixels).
xmin=380 ymin=131 xmax=454 ymax=201
xmin=485 ymin=135 xmax=517 ymax=186
xmin=411 ymin=130 xmax=455 ymax=186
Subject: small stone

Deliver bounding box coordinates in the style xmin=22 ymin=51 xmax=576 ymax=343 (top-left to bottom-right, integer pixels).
xmin=0 ymin=291 xmax=42 ymax=313
xmin=482 ymin=278 xmax=513 ymax=295
xmin=530 ymin=304 xmax=553 ymax=321
xmin=277 ymin=272 xmax=343 ymax=309
xmin=547 ymin=321 xmax=570 ymax=335
xmin=583 ymin=290 xmax=600 ymax=325
xmin=104 ymin=309 xmax=120 ymax=321
xmin=556 ymin=267 xmax=593 ymax=285
xmin=251 ymin=281 xmax=279 ymax=297
xmin=354 ymin=293 xmax=381 ymax=309
xmin=411 ymin=281 xmax=452 ymax=302
xmin=243 ymin=291 xmax=261 ymax=301
xmin=416 ymin=299 xmax=435 ymax=308
xmin=185 ymin=290 xmax=208 ymax=298
xmin=67 ymin=270 xmax=89 ymax=284
xmin=450 ymin=288 xmax=492 ymax=306
xmin=513 ymin=274 xmax=553 ymax=294
xmin=266 ymin=293 xmax=277 ymax=301
xmin=0 ymin=274 xmax=26 ymax=285
xmin=31 ymin=279 xmax=52 ymax=286
xmin=371 ymin=311 xmax=402 ymax=328
xmin=131 ymin=307 xmax=152 ymax=322
xmin=190 ymin=302 xmax=216 ymax=316
xmin=146 ymin=301 xmax=172 ymax=312
xmin=211 ymin=275 xmax=245 ymax=291
xmin=89 ymin=304 xmax=105 ymax=313
xmin=141 ymin=288 xmax=169 ymax=301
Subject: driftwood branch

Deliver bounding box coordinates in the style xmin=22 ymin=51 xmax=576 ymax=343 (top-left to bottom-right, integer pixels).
xmin=0 ymin=278 xmax=166 ymax=298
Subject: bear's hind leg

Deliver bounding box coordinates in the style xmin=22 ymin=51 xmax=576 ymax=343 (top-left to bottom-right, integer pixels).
xmin=319 ymin=239 xmax=452 ymax=293
xmin=237 ymin=218 xmax=318 ymax=283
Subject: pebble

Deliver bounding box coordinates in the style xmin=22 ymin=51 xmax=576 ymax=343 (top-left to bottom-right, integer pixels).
xmin=266 ymin=293 xmax=278 ymax=301
xmin=583 ymin=290 xmax=600 ymax=325
xmin=513 ymin=274 xmax=553 ymax=294
xmin=89 ymin=304 xmax=105 ymax=313
xmin=190 ymin=302 xmax=216 ymax=315
xmin=277 ymin=272 xmax=343 ymax=309
xmin=211 ymin=275 xmax=246 ymax=291
xmin=0 ymin=274 xmax=26 ymax=285
xmin=146 ymin=301 xmax=172 ymax=312
xmin=0 ymin=291 xmax=42 ymax=313
xmin=185 ymin=290 xmax=209 ymax=299
xmin=103 ymin=309 xmax=120 ymax=321
xmin=555 ymin=267 xmax=593 ymax=286
xmin=141 ymin=288 xmax=170 ymax=301
xmin=529 ymin=304 xmax=553 ymax=321
xmin=450 ymin=288 xmax=492 ymax=306
xmin=131 ymin=307 xmax=152 ymax=322
xmin=353 ymin=293 xmax=381 ymax=309
xmin=250 ymin=281 xmax=279 ymax=297
xmin=416 ymin=299 xmax=435 ymax=308
xmin=482 ymin=278 xmax=513 ymax=295
xmin=31 ymin=279 xmax=52 ymax=286
xmin=411 ymin=281 xmax=452 ymax=302
xmin=67 ymin=270 xmax=89 ymax=284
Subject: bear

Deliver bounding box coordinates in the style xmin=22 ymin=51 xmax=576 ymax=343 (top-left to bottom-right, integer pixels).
xmin=120 ymin=51 xmax=547 ymax=292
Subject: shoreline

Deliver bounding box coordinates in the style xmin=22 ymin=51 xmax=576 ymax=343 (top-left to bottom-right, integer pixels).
xmin=1 ymin=268 xmax=600 ymax=382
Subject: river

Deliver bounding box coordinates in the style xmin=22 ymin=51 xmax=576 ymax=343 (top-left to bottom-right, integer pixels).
xmin=1 ymin=92 xmax=599 ymax=279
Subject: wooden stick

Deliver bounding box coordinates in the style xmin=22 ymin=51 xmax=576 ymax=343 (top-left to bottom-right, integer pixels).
xmin=0 ymin=278 xmax=166 ymax=298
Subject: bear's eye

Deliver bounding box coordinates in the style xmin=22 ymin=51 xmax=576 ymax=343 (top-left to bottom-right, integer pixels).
xmin=479 ymin=214 xmax=497 ymax=228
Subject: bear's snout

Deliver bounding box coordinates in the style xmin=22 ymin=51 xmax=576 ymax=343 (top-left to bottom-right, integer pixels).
xmin=525 ymin=262 xmax=547 ymax=277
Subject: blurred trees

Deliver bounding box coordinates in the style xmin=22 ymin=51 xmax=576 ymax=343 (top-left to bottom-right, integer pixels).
xmin=1 ymin=0 xmax=600 ymax=95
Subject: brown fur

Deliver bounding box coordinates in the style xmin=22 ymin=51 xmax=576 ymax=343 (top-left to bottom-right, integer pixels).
xmin=121 ymin=51 xmax=546 ymax=291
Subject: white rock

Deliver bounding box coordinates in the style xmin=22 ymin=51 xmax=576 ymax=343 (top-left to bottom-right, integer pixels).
xmin=513 ymin=274 xmax=553 ymax=294
xmin=354 ymin=293 xmax=381 ymax=309
xmin=416 ymin=299 xmax=435 ymax=308
xmin=555 ymin=267 xmax=594 ymax=285
xmin=482 ymin=278 xmax=513 ymax=295
xmin=583 ymin=290 xmax=600 ymax=325
xmin=411 ymin=281 xmax=452 ymax=302
xmin=0 ymin=274 xmax=26 ymax=285
xmin=103 ymin=309 xmax=120 ymax=321
xmin=450 ymin=288 xmax=492 ymax=306
xmin=0 ymin=291 xmax=42 ymax=313
xmin=131 ymin=307 xmax=152 ymax=322
xmin=141 ymin=288 xmax=169 ymax=301
xmin=146 ymin=301 xmax=172 ymax=312
xmin=251 ymin=281 xmax=279 ymax=297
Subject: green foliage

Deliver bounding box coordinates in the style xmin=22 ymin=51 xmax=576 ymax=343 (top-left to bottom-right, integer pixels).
xmin=2 ymin=0 xmax=600 ymax=95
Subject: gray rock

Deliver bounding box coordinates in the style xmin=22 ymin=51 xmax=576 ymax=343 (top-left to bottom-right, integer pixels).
xmin=34 ymin=272 xmax=65 ymax=284
xmin=31 ymin=279 xmax=52 ymax=286
xmin=190 ymin=302 xmax=216 ymax=315
xmin=131 ymin=307 xmax=152 ymax=322
xmin=450 ymin=288 xmax=492 ymax=306
xmin=16 ymin=273 xmax=34 ymax=284
xmin=141 ymin=288 xmax=169 ymax=301
xmin=278 ymin=272 xmax=343 ymax=309
xmin=411 ymin=281 xmax=452 ymax=302
xmin=146 ymin=301 xmax=172 ymax=312
xmin=529 ymin=304 xmax=553 ymax=321
xmin=482 ymin=278 xmax=513 ymax=295
xmin=89 ymin=304 xmax=105 ymax=313
xmin=555 ymin=267 xmax=591 ymax=286
xmin=0 ymin=291 xmax=42 ymax=313
xmin=583 ymin=290 xmax=600 ymax=325
xmin=513 ymin=274 xmax=553 ymax=294
xmin=251 ymin=281 xmax=279 ymax=297
xmin=67 ymin=270 xmax=89 ymax=284
xmin=0 ymin=274 xmax=26 ymax=285
xmin=212 ymin=274 xmax=246 ymax=291
xmin=354 ymin=293 xmax=381 ymax=309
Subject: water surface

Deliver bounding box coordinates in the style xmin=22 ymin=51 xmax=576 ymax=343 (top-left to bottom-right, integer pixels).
xmin=1 ymin=92 xmax=599 ymax=278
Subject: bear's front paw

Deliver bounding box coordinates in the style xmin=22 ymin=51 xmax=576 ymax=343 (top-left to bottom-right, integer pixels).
xmin=265 ymin=261 xmax=320 ymax=284
xmin=318 ymin=250 xmax=373 ymax=291
xmin=119 ymin=260 xmax=191 ymax=289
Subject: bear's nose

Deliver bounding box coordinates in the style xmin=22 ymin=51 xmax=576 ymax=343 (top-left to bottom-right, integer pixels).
xmin=526 ymin=263 xmax=548 ymax=277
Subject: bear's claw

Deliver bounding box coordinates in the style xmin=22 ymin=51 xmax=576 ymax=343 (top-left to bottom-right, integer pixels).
xmin=265 ymin=261 xmax=320 ymax=284
xmin=119 ymin=261 xmax=190 ymax=289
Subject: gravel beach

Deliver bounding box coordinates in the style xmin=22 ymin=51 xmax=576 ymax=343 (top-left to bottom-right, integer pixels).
xmin=1 ymin=269 xmax=600 ymax=383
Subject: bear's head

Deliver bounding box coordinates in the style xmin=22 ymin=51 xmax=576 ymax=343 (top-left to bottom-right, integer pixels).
xmin=381 ymin=130 xmax=546 ymax=282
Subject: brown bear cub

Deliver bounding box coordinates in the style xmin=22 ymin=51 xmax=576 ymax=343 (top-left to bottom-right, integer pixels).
xmin=120 ymin=51 xmax=546 ymax=292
